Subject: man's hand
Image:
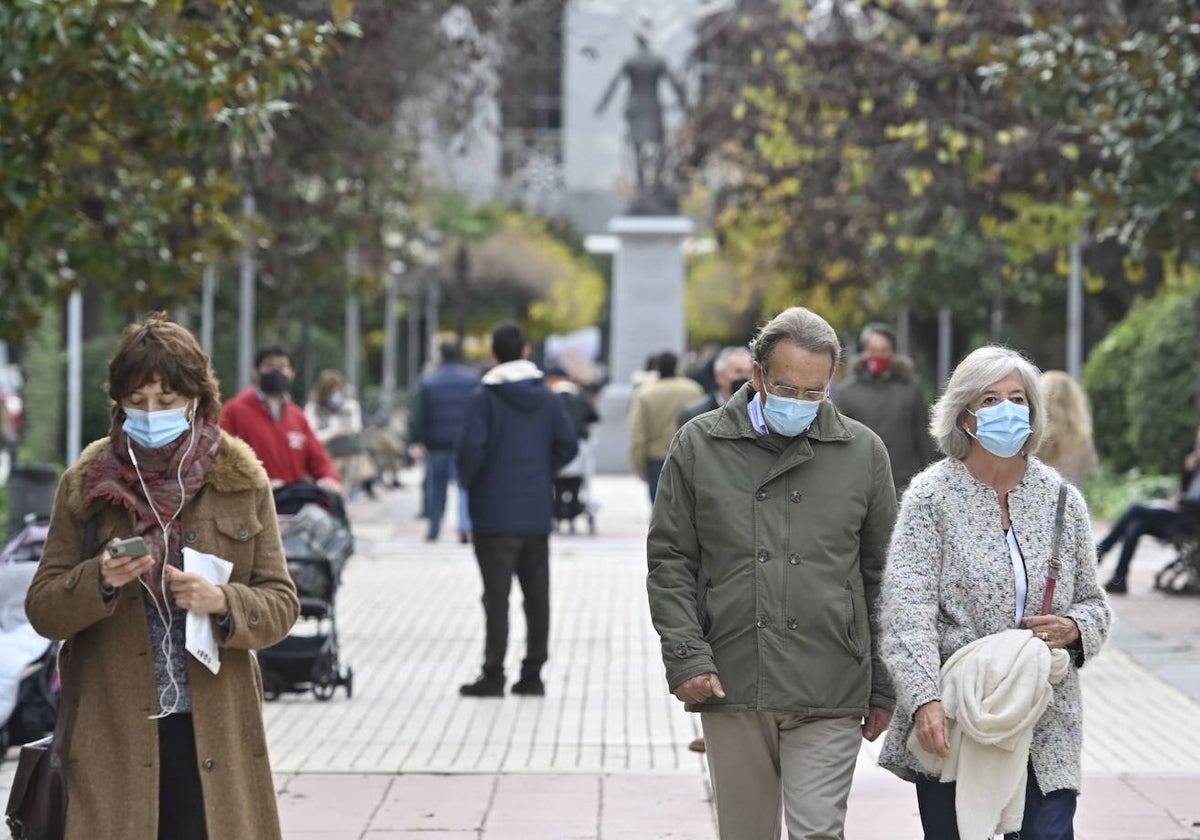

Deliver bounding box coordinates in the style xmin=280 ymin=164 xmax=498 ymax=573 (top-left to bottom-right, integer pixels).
xmin=862 ymin=706 xmax=892 ymax=742
xmin=165 ymin=565 xmax=229 ymax=615
xmin=316 ymin=476 xmax=343 ymax=495
xmin=672 ymin=672 xmax=725 ymax=704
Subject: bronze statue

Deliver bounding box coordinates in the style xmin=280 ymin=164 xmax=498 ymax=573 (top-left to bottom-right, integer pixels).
xmin=595 ymin=32 xmax=687 ymax=214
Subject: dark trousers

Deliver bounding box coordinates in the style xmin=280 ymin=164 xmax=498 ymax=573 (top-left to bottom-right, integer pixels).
xmin=158 ymin=713 xmax=208 ymax=840
xmin=645 ymin=458 xmax=666 ymax=503
xmin=1098 ymin=503 xmax=1180 ymax=578
xmin=472 ymin=533 xmax=550 ymax=678
xmin=915 ymin=771 xmax=1076 ymax=840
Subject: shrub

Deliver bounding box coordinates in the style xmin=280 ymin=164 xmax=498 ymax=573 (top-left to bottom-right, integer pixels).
xmin=1082 ymin=293 xmax=1197 ymax=474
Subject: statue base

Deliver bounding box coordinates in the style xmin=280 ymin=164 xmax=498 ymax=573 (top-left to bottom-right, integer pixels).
xmin=590 ymin=215 xmax=694 ymax=474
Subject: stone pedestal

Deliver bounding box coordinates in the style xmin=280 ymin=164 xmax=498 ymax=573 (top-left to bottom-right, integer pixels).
xmin=589 ymin=216 xmax=694 ymax=474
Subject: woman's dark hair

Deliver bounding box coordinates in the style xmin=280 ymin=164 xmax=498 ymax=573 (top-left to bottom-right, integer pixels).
xmin=106 ymin=313 xmax=222 ymax=424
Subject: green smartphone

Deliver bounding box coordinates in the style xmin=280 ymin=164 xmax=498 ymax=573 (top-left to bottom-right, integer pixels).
xmin=108 ymin=536 xmax=149 ymax=559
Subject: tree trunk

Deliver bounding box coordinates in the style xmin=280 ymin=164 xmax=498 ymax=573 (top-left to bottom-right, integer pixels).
xmin=454 ymin=243 xmax=470 ymax=345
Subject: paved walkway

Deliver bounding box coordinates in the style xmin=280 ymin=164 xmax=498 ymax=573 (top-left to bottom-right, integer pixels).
xmin=4 ymin=471 xmax=1200 ymax=838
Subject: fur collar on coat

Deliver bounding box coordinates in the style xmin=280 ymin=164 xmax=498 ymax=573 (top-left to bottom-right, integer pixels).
xmin=64 ymin=432 xmax=265 ymax=518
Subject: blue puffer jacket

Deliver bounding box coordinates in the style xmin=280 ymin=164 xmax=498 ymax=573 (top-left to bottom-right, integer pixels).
xmin=456 ymin=360 xmax=578 ymax=535
xmin=415 ymin=363 xmax=479 ymax=450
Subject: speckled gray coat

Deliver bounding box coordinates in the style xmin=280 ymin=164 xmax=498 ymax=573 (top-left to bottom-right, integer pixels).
xmin=878 ymin=457 xmax=1111 ymax=794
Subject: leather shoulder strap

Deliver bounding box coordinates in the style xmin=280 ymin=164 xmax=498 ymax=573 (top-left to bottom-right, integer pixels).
xmin=1048 ymin=483 xmax=1068 ymax=575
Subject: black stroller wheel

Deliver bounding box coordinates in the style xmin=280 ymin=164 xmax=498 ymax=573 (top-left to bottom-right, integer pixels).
xmin=262 ymin=672 xmax=285 ymax=702
xmin=312 ymin=675 xmax=336 ymax=701
xmin=343 ymin=666 xmax=354 ymax=699
xmin=1155 ymin=558 xmax=1200 ymax=595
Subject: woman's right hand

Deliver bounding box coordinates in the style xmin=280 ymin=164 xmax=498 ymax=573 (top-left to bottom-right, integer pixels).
xmin=99 ymin=541 xmax=154 ymax=590
xmin=914 ymin=700 xmax=950 ymax=758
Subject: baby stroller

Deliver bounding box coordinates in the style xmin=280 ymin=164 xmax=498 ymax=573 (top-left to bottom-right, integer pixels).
xmin=1155 ymin=499 xmax=1200 ymax=595
xmin=554 ymin=438 xmax=597 ymax=535
xmin=257 ymin=485 xmax=354 ymax=701
xmin=550 ymin=383 xmax=599 ymax=535
xmin=0 ymin=519 xmax=59 ymax=758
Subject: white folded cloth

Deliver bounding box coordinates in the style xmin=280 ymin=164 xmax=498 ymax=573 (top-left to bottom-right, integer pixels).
xmin=908 ymin=628 xmax=1070 ymax=838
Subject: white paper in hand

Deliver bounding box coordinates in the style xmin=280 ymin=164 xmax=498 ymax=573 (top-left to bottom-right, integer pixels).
xmin=182 ymin=547 xmax=234 ymax=675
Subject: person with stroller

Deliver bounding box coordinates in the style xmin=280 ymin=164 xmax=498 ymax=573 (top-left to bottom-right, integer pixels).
xmin=878 ymin=345 xmax=1110 ymax=840
xmin=25 ymin=315 xmax=300 ymax=839
xmin=1096 ymin=431 xmax=1200 ymax=594
xmin=220 ymin=344 xmax=342 ymax=494
xmin=544 ymin=365 xmax=600 ymax=530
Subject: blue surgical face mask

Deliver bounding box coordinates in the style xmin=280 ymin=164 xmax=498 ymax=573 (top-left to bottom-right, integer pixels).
xmin=123 ymin=403 xmax=193 ymax=449
xmin=967 ymin=400 xmax=1031 ymax=458
xmin=763 ymin=392 xmax=822 ymax=437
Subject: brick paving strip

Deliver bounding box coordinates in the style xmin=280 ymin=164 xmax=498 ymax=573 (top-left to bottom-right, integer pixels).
xmin=3 ymin=473 xmax=1200 ymax=838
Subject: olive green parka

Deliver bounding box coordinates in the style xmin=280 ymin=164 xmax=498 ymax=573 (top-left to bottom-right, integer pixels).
xmin=647 ymin=386 xmax=897 ymax=717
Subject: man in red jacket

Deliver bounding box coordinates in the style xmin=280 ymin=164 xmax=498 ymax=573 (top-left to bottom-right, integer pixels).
xmin=220 ymin=346 xmax=342 ymax=493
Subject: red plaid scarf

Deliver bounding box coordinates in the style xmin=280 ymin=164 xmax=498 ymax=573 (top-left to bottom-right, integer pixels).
xmin=81 ymin=420 xmax=222 ymax=605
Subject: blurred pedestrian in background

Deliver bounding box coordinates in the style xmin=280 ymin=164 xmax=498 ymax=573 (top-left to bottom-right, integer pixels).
xmin=628 ymin=350 xmax=703 ymax=502
xmin=1037 ymin=370 xmax=1099 ymax=488
xmin=410 ymin=341 xmax=479 ymax=543
xmin=545 ymin=366 xmax=600 ymax=532
xmin=220 ymin=346 xmax=342 ymax=494
xmin=879 ymin=345 xmax=1110 ymax=840
xmin=677 ymin=345 xmax=753 ymax=428
xmin=305 ymin=369 xmax=378 ymax=499
xmin=26 ymin=315 xmax=298 ymax=839
xmin=456 ymin=324 xmax=577 ymax=697
xmin=1096 ymin=430 xmax=1200 ymax=594
xmin=833 ymin=322 xmax=936 ymax=494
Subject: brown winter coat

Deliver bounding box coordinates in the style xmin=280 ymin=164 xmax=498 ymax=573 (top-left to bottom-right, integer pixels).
xmin=25 ymin=432 xmax=299 ymax=840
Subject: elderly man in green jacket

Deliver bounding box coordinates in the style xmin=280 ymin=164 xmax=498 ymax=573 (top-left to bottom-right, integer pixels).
xmin=647 ymin=306 xmax=897 ymax=840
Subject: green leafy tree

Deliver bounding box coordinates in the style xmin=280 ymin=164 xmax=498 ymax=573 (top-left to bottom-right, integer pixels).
xmin=683 ymin=1 xmax=1159 ymax=353
xmin=983 ymin=1 xmax=1200 ymax=263
xmin=0 ymin=0 xmax=351 ymax=344
xmin=1082 ymin=292 xmax=1196 ymax=474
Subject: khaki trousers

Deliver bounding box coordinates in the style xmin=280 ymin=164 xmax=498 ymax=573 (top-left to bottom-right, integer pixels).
xmin=701 ymin=712 xmax=862 ymax=840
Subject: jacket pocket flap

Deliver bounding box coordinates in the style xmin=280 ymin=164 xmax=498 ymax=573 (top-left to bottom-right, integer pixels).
xmin=215 ymin=515 xmax=263 ymax=542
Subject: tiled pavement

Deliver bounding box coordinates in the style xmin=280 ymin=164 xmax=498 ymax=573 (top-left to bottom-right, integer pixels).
xmin=4 ymin=471 xmax=1200 ymax=838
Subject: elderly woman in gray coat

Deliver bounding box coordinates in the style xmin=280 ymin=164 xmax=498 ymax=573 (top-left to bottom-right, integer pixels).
xmin=878 ymin=346 xmax=1111 ymax=840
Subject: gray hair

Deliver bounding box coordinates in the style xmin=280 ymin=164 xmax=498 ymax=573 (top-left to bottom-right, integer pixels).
xmin=930 ymin=345 xmax=1045 ymax=460
xmin=750 ymin=307 xmax=842 ymax=372
xmin=859 ymin=322 xmax=896 ymax=351
xmin=713 ymin=345 xmax=752 ymax=374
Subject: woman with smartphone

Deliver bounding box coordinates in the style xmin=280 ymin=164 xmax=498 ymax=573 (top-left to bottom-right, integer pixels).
xmin=25 ymin=314 xmax=299 ymax=840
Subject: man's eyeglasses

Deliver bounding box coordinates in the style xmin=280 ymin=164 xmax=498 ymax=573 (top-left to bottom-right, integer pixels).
xmin=766 ymin=381 xmax=827 ymax=402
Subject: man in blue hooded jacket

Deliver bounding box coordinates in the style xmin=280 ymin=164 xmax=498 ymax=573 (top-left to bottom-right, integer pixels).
xmin=456 ymin=323 xmax=579 ymax=697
